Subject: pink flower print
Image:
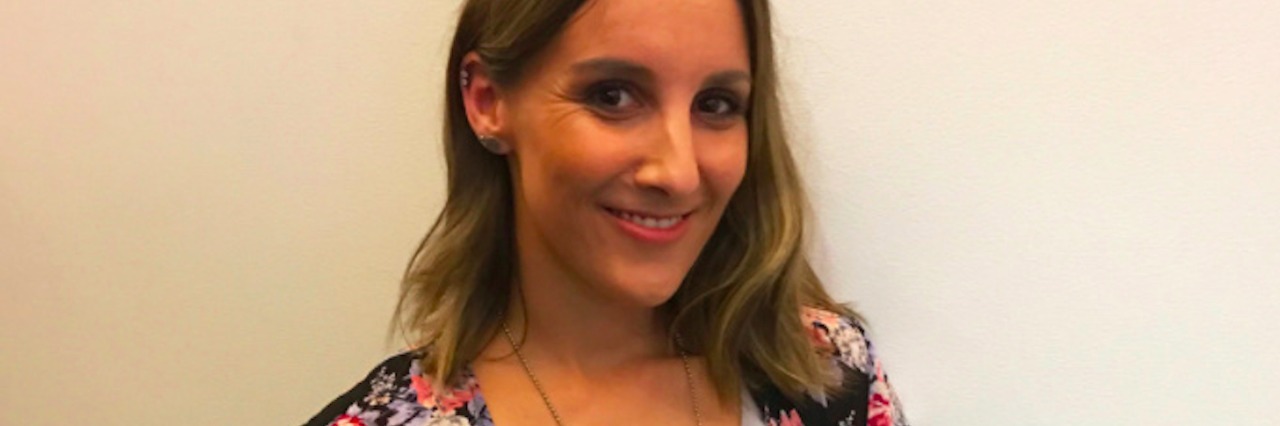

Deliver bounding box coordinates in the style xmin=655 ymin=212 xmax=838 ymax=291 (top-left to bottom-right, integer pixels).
xmin=867 ymin=364 xmax=899 ymax=426
xmin=807 ymin=323 xmax=834 ymax=353
xmin=801 ymin=307 xmax=842 ymax=329
xmin=436 ymin=386 xmax=475 ymax=413
xmin=868 ymin=391 xmax=894 ymax=426
xmin=412 ymin=374 xmax=440 ymax=410
xmin=330 ymin=414 xmax=366 ymax=426
xmin=411 ymin=373 xmax=479 ymax=415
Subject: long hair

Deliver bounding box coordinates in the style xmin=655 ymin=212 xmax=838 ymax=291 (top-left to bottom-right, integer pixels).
xmin=395 ymin=0 xmax=858 ymax=403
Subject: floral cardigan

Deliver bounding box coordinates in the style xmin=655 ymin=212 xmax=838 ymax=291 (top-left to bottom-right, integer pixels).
xmin=305 ymin=308 xmax=907 ymax=426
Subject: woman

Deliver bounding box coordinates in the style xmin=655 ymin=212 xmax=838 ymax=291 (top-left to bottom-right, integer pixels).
xmin=307 ymin=0 xmax=907 ymax=425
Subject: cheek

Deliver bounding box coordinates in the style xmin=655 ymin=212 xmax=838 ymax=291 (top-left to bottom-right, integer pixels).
xmin=516 ymin=106 xmax=629 ymax=205
xmin=698 ymin=130 xmax=749 ymax=201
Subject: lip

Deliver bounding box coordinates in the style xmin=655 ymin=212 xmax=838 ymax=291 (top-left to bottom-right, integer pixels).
xmin=603 ymin=206 xmax=692 ymax=244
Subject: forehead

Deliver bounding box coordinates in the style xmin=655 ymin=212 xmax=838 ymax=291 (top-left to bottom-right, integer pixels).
xmin=542 ymin=0 xmax=751 ymax=77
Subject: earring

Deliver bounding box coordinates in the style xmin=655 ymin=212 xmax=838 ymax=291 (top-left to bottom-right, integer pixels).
xmin=477 ymin=135 xmax=510 ymax=155
xmin=460 ymin=68 xmax=471 ymax=88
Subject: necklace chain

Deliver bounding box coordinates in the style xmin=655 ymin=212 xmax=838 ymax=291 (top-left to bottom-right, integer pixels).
xmin=501 ymin=321 xmax=703 ymax=426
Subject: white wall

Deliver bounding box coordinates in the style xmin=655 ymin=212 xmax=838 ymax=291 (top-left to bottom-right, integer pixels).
xmin=775 ymin=1 xmax=1280 ymax=424
xmin=1 ymin=1 xmax=455 ymax=423
xmin=2 ymin=1 xmax=1276 ymax=425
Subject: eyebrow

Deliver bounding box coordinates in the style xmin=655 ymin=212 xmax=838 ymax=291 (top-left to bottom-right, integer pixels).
xmin=569 ymin=57 xmax=751 ymax=88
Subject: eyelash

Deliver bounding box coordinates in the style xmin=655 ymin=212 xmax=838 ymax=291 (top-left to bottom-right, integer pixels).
xmin=581 ymin=81 xmax=642 ymax=114
xmin=579 ymin=81 xmax=746 ymax=121
xmin=694 ymin=90 xmax=745 ymax=118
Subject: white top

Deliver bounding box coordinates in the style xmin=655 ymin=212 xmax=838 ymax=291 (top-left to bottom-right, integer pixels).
xmin=741 ymin=386 xmax=767 ymax=426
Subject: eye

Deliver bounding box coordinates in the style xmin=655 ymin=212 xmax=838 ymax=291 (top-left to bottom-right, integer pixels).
xmin=693 ymin=91 xmax=743 ymax=118
xmin=583 ymin=81 xmax=641 ymax=114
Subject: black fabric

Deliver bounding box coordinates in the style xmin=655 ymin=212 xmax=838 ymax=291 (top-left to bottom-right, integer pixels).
xmin=748 ymin=364 xmax=870 ymax=426
xmin=303 ymin=353 xmax=417 ymax=426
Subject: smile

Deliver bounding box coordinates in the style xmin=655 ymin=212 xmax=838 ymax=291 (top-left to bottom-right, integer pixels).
xmin=603 ymin=207 xmax=693 ymax=244
xmin=606 ymin=208 xmax=686 ymax=229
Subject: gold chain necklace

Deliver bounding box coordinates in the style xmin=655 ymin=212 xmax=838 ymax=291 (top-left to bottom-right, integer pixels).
xmin=500 ymin=321 xmax=703 ymax=426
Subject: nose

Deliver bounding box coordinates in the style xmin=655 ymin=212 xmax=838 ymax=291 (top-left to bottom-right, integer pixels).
xmin=633 ymin=109 xmax=700 ymax=197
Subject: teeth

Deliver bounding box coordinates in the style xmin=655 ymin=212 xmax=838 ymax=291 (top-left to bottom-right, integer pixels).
xmin=614 ymin=210 xmax=683 ymax=230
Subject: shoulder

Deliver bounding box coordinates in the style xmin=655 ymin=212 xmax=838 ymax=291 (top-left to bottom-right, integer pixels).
xmin=303 ymin=350 xmax=488 ymax=426
xmin=805 ymin=306 xmax=908 ymax=424
xmin=801 ymin=306 xmax=876 ymax=376
xmin=752 ymin=306 xmax=910 ymax=426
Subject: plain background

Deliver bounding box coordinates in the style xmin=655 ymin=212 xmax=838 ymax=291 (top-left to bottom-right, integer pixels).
xmin=2 ymin=0 xmax=1277 ymax=424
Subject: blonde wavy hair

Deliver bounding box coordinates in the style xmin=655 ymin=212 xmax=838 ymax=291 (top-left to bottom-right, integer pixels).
xmin=395 ymin=0 xmax=859 ymax=403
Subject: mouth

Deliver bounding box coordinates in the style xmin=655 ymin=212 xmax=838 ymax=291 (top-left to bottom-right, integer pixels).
xmin=602 ymin=206 xmax=694 ymax=243
xmin=603 ymin=207 xmax=691 ymax=229
xmin=606 ymin=205 xmax=691 ymax=228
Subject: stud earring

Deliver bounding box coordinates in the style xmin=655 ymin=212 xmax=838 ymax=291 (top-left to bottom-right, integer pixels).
xmin=460 ymin=68 xmax=471 ymax=88
xmin=477 ymin=135 xmax=509 ymax=155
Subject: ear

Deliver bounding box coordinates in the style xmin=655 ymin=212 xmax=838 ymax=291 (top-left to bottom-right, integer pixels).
xmin=459 ymin=52 xmax=513 ymax=143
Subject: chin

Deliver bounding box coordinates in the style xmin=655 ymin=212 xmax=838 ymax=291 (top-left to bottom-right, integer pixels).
xmin=601 ymin=272 xmax=685 ymax=309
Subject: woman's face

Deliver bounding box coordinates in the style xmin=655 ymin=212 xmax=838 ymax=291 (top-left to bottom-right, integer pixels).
xmin=496 ymin=0 xmax=751 ymax=308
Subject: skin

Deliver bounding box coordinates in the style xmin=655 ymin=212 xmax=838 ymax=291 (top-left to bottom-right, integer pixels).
xmin=461 ymin=0 xmax=750 ymax=424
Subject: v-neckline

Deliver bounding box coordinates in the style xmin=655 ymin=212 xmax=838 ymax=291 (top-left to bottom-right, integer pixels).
xmin=455 ymin=363 xmax=760 ymax=426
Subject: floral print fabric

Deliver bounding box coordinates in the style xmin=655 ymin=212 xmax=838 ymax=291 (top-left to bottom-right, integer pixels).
xmin=305 ymin=308 xmax=906 ymax=426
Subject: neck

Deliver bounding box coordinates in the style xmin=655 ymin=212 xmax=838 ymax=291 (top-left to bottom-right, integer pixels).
xmin=503 ymin=263 xmax=674 ymax=375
